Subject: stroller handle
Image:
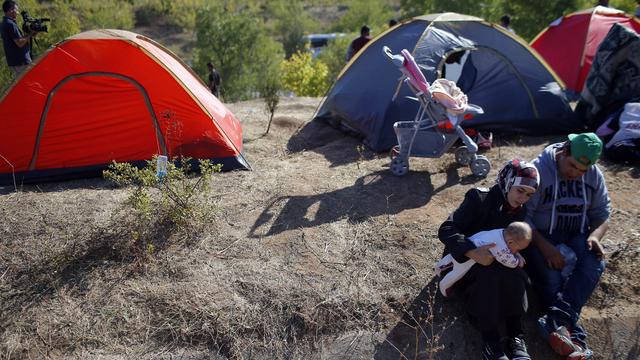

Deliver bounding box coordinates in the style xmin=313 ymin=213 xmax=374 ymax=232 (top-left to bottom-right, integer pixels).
xmin=383 ymin=46 xmax=405 ymax=67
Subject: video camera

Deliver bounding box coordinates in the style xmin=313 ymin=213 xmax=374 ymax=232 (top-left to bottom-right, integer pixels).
xmin=21 ymin=11 xmax=50 ymax=33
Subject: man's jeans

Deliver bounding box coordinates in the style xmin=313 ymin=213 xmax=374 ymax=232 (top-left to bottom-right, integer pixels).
xmin=522 ymin=232 xmax=605 ymax=326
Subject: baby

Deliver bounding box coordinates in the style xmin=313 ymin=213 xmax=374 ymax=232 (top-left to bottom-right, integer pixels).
xmin=435 ymin=221 xmax=532 ymax=297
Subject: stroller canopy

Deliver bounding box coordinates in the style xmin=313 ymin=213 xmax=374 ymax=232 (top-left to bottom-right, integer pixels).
xmin=315 ymin=13 xmax=578 ymax=152
xmin=531 ymin=6 xmax=640 ymax=93
xmin=0 ymin=29 xmax=249 ymax=185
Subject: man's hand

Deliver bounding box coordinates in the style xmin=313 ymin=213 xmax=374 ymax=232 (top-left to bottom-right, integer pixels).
xmin=588 ymin=237 xmax=605 ymax=259
xmin=541 ymin=244 xmax=565 ymax=270
xmin=465 ymin=244 xmax=496 ymax=266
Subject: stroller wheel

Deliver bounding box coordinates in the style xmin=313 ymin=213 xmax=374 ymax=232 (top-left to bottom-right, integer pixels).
xmin=470 ymin=156 xmax=491 ymax=177
xmin=389 ymin=145 xmax=400 ymax=160
xmin=455 ymin=146 xmax=473 ymax=165
xmin=390 ymin=156 xmax=409 ymax=176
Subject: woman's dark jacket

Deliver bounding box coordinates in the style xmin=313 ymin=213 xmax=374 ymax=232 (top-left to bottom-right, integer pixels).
xmin=438 ymin=185 xmax=526 ymax=262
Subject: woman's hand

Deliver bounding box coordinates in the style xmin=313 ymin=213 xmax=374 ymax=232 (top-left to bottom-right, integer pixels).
xmin=541 ymin=244 xmax=565 ymax=270
xmin=465 ymin=244 xmax=496 ymax=266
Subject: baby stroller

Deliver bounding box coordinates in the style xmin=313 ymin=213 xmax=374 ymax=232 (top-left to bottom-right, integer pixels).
xmin=383 ymin=46 xmax=491 ymax=177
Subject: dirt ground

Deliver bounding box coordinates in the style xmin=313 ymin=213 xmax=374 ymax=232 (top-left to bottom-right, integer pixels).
xmin=1 ymin=96 xmax=639 ymax=359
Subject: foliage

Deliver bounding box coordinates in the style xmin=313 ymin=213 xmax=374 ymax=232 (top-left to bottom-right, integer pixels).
xmin=71 ymin=0 xmax=135 ymax=31
xmin=280 ymin=49 xmax=330 ymax=97
xmin=316 ymin=35 xmax=351 ymax=82
xmin=267 ymin=0 xmax=319 ymax=58
xmin=193 ymin=4 xmax=283 ymax=102
xmin=333 ymin=0 xmax=396 ymax=34
xmin=134 ymin=0 xmax=205 ymax=30
xmin=398 ymin=0 xmax=610 ymax=41
xmin=103 ymin=156 xmax=222 ymax=257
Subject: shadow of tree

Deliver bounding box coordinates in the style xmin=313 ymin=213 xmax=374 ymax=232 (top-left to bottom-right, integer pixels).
xmin=249 ymin=170 xmax=434 ymax=238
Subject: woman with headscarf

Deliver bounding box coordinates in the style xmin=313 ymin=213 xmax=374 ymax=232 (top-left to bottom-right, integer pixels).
xmin=438 ymin=158 xmax=540 ymax=360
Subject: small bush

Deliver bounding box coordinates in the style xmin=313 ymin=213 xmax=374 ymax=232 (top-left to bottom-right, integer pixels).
xmin=262 ymin=68 xmax=281 ymax=134
xmin=280 ymin=50 xmax=330 ymax=97
xmin=103 ymin=157 xmax=222 ymax=262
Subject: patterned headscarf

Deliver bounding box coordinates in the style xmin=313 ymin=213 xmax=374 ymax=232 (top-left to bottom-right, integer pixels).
xmin=496 ymin=158 xmax=540 ymax=200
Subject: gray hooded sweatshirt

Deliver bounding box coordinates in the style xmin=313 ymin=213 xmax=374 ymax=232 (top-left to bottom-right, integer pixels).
xmin=525 ymin=143 xmax=611 ymax=235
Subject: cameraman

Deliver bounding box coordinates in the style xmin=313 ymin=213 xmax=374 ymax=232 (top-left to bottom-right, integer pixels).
xmin=1 ymin=1 xmax=36 ymax=76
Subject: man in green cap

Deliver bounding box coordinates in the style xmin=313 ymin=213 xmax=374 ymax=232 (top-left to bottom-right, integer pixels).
xmin=522 ymin=133 xmax=610 ymax=359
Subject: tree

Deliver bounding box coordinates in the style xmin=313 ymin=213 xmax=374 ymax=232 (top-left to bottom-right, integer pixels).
xmin=193 ymin=4 xmax=283 ymax=102
xmin=267 ymin=0 xmax=319 ymax=58
xmin=333 ymin=0 xmax=395 ymax=34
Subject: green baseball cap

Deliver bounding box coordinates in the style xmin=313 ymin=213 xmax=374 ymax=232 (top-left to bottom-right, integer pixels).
xmin=568 ymin=133 xmax=602 ymax=166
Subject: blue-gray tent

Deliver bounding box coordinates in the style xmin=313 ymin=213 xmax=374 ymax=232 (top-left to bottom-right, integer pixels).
xmin=314 ymin=13 xmax=580 ymax=152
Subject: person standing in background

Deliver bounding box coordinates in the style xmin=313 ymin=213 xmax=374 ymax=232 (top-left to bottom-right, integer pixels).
xmin=346 ymin=25 xmax=371 ymax=62
xmin=206 ymin=62 xmax=221 ymax=98
xmin=1 ymin=0 xmax=35 ymax=77
xmin=499 ymin=15 xmax=515 ymax=34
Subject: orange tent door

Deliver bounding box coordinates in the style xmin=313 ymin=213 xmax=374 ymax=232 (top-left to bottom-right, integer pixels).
xmin=32 ymin=74 xmax=165 ymax=170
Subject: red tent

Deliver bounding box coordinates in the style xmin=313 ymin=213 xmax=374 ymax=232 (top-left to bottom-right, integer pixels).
xmin=531 ymin=6 xmax=640 ymax=93
xmin=0 ymin=29 xmax=249 ymax=185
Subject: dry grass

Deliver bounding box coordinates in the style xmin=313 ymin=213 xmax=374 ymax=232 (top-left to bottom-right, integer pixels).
xmin=1 ymin=97 xmax=639 ymax=359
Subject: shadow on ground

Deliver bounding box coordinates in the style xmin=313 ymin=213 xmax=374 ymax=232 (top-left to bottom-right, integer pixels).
xmin=0 ymin=177 xmax=113 ymax=195
xmin=249 ymin=170 xmax=435 ymax=238
xmin=374 ymin=279 xmax=565 ymax=359
xmin=286 ymin=118 xmax=365 ymax=168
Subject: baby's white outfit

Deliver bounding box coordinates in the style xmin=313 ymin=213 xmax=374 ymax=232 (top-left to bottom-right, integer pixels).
xmin=435 ymin=228 xmax=525 ymax=297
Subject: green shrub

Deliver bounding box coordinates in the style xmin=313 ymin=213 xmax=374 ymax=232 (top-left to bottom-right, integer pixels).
xmin=280 ymin=50 xmax=330 ymax=97
xmin=103 ymin=157 xmax=222 ymax=258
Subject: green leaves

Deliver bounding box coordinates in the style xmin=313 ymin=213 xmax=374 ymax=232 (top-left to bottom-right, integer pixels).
xmin=280 ymin=50 xmax=330 ymax=97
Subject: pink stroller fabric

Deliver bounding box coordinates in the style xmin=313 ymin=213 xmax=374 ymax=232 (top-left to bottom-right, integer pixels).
xmin=399 ymin=49 xmax=430 ymax=94
xmin=398 ymin=50 xmax=468 ymax=116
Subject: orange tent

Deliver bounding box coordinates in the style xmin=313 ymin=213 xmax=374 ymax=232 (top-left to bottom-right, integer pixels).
xmin=531 ymin=6 xmax=640 ymax=93
xmin=0 ymin=29 xmax=249 ymax=185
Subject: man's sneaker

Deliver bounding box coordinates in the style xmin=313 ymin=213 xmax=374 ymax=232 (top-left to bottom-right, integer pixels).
xmin=506 ymin=337 xmax=531 ymax=360
xmin=567 ymin=346 xmax=593 ymax=360
xmin=481 ymin=341 xmax=508 ymax=360
xmin=548 ymin=326 xmax=581 ymax=356
xmin=538 ymin=316 xmax=580 ymax=356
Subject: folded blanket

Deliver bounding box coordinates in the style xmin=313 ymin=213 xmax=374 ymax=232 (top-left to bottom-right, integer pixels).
xmin=430 ymin=78 xmax=468 ymax=115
